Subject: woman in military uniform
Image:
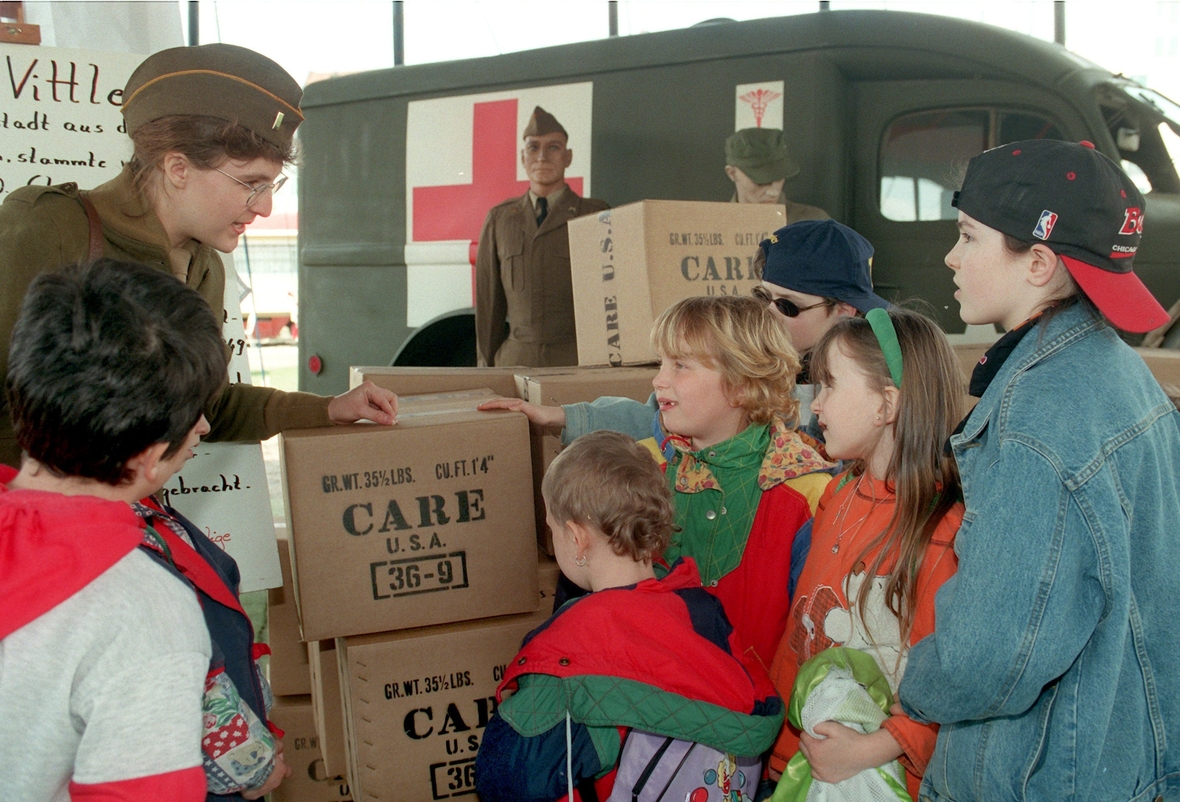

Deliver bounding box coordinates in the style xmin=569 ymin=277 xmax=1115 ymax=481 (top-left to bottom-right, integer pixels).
xmin=0 ymin=43 xmax=396 ymax=467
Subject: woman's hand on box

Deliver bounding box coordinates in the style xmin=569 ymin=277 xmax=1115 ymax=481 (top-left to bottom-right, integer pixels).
xmin=329 ymin=381 xmax=398 ymax=425
xmin=478 ymin=397 xmax=566 ymax=430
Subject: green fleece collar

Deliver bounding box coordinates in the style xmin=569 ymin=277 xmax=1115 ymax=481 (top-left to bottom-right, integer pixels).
xmin=498 ymin=673 xmax=783 ymax=758
xmin=663 ymin=424 xmax=767 ymax=585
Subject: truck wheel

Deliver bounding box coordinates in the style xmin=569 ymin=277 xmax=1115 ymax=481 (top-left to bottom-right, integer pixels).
xmin=391 ymin=308 xmax=477 ymax=367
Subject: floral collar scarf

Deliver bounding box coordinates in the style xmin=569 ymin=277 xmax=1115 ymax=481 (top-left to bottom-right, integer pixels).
xmin=662 ymin=418 xmax=835 ymax=585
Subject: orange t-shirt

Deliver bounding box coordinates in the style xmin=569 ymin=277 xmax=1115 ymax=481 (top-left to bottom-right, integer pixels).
xmin=768 ymin=471 xmax=961 ymax=798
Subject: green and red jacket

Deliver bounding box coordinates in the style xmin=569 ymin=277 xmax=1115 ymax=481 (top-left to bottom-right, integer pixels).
xmin=475 ymin=558 xmax=784 ymax=802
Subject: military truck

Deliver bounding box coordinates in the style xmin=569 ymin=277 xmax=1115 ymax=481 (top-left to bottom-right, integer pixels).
xmin=296 ymin=9 xmax=1180 ymax=393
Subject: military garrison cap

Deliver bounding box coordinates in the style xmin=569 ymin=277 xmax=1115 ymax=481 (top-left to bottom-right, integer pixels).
xmin=121 ymin=43 xmax=303 ymax=150
xmin=725 ymin=128 xmax=800 ymax=184
xmin=523 ymin=106 xmax=567 ymax=139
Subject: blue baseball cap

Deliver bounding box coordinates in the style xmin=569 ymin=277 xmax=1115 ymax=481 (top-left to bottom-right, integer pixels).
xmin=759 ymin=220 xmax=889 ymax=313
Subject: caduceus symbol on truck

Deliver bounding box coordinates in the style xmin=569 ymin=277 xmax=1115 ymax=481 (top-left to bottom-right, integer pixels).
xmin=737 ymin=89 xmax=782 ymax=128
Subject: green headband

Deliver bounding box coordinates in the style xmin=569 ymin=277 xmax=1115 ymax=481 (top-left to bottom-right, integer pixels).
xmin=866 ymin=308 xmax=903 ymax=388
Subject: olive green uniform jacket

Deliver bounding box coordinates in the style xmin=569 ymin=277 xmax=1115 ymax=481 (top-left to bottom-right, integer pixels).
xmin=475 ymin=184 xmax=609 ymax=368
xmin=0 ymin=167 xmax=331 ymax=468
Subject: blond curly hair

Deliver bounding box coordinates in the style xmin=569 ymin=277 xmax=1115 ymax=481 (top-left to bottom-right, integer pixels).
xmin=649 ymin=295 xmax=800 ymax=425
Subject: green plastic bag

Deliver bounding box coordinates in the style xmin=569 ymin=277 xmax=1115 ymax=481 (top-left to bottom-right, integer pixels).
xmin=770 ymin=647 xmax=911 ymax=802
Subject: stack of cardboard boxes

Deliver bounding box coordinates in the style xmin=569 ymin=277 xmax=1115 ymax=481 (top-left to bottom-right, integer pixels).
xmin=267 ymin=533 xmax=352 ymax=802
xmin=269 ymin=371 xmax=654 ymax=801
xmin=275 ymin=388 xmax=541 ymax=801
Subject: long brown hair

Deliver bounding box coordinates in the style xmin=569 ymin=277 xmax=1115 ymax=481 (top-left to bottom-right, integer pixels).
xmin=809 ymin=307 xmax=964 ymax=647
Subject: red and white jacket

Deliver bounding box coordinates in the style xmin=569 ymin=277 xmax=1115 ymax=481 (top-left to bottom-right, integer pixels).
xmin=0 ymin=465 xmax=209 ymax=802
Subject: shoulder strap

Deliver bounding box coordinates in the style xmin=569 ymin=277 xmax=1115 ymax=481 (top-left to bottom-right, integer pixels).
xmin=77 ymin=191 xmax=104 ymax=262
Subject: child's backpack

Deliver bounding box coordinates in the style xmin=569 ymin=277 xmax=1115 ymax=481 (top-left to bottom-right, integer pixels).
xmin=606 ymin=730 xmax=761 ymax=802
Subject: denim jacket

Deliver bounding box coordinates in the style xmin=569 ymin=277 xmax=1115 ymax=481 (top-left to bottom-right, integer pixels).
xmin=562 ymin=394 xmax=657 ymax=445
xmin=561 ymin=386 xmax=823 ymax=447
xmin=899 ymin=304 xmax=1180 ymax=802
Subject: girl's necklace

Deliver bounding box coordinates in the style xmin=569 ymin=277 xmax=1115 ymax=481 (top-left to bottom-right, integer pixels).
xmin=829 ymin=473 xmax=881 ymax=554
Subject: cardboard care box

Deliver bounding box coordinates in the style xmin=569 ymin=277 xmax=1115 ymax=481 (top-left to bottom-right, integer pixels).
xmin=269 ymin=537 xmax=311 ymax=696
xmin=520 ymin=365 xmax=659 ymax=408
xmin=268 ymin=695 xmax=352 ymax=802
xmin=955 ymin=344 xmax=1180 ymax=398
xmin=348 ymin=366 xmax=523 ymax=399
xmin=569 ymin=200 xmax=786 ymax=366
xmin=538 ymin=554 xmax=561 ymax=611
xmin=1136 ymin=347 xmax=1180 ymax=389
xmin=339 ymin=610 xmax=548 ymax=802
xmin=309 ymin=640 xmax=348 ymax=779
xmin=519 ymin=366 xmax=659 ymax=553
xmin=281 ymin=390 xmax=539 ymax=641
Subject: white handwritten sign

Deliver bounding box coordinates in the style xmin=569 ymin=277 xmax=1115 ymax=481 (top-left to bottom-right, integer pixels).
xmin=0 ymin=44 xmax=284 ymax=591
xmin=0 ymin=44 xmax=139 ymax=196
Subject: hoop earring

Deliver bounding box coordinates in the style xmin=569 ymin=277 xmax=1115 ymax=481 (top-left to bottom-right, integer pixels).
xmin=575 ymin=555 xmax=587 ymax=567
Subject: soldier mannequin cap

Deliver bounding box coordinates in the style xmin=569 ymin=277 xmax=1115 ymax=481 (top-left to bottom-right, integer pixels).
xmin=121 ymin=43 xmax=303 ymax=150
xmin=725 ymin=128 xmax=800 ymax=184
xmin=523 ymin=106 xmax=568 ymax=140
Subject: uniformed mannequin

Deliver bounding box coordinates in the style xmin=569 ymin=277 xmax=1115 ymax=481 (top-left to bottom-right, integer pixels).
xmin=475 ymin=106 xmax=609 ymax=367
xmin=725 ymin=127 xmax=829 ymax=223
xmin=0 ymin=44 xmax=397 ymax=468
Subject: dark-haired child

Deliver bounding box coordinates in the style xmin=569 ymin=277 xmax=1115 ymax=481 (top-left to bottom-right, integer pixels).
xmin=0 ymin=259 xmax=226 ymax=801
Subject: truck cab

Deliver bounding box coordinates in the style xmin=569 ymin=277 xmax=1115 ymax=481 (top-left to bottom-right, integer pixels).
xmin=297 ymin=9 xmax=1180 ymax=392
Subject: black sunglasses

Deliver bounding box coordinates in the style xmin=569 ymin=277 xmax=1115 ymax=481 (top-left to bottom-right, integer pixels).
xmin=751 ymin=285 xmax=831 ymax=318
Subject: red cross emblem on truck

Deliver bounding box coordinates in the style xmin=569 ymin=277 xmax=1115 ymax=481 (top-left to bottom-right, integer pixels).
xmin=411 ymin=98 xmax=586 ymax=244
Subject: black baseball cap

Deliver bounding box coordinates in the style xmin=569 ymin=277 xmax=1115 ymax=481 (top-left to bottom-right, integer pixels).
xmin=726 ymin=128 xmax=800 ymax=184
xmin=759 ymin=219 xmax=889 ymax=313
xmin=953 ymin=139 xmax=1168 ymax=333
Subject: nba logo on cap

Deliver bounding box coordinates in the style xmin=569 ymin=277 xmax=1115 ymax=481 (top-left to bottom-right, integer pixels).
xmin=1033 ymin=209 xmax=1058 ymax=241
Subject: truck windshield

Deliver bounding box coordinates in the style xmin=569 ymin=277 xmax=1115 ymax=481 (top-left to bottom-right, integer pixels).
xmin=1105 ymin=83 xmax=1180 ymax=194
xmin=879 ymin=108 xmax=1063 ymax=222
xmin=1120 ymin=86 xmax=1180 ymax=133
